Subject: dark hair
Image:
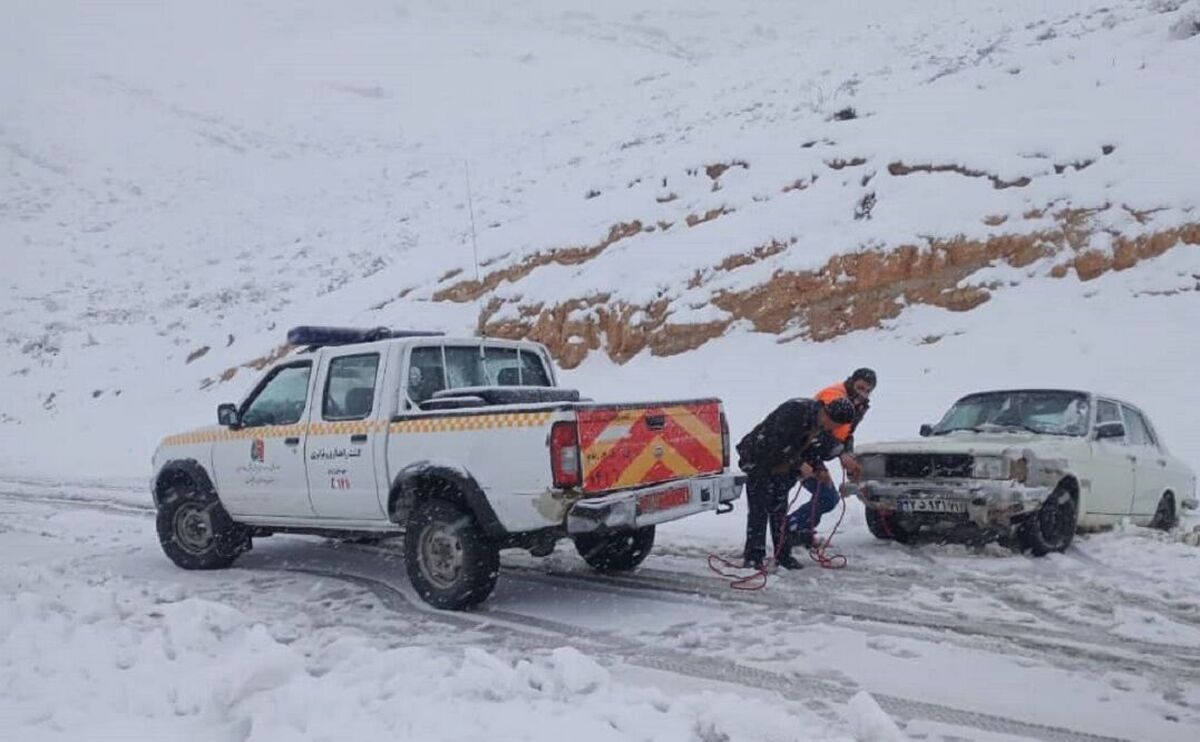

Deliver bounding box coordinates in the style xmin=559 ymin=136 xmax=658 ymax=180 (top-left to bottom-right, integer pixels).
xmin=825 ymin=397 xmax=856 ymax=424
xmin=849 ymin=368 xmax=877 ymax=387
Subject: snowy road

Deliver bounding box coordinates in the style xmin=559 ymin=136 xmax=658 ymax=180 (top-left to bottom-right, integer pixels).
xmin=3 ymin=480 xmax=1199 ymax=741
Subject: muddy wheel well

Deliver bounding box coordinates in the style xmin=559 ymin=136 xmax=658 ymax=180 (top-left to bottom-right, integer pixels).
xmin=389 ymin=472 xmax=465 ymax=522
xmin=154 ymin=460 xmax=215 ymax=507
xmin=1055 ymin=475 xmax=1081 ymax=517
xmin=388 ymin=466 xmax=505 ymax=540
xmin=1057 ymin=476 xmax=1080 ymax=500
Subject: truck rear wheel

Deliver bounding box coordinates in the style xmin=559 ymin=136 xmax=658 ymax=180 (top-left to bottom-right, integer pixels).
xmin=405 ymin=498 xmax=499 ymax=610
xmin=156 ymin=478 xmax=249 ymax=570
xmin=574 ymin=526 xmax=655 ymax=572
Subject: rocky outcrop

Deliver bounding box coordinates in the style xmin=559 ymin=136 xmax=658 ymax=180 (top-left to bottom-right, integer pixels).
xmin=474 ymin=205 xmax=1199 ymax=368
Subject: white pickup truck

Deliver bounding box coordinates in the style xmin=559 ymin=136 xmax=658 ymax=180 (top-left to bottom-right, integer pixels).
xmin=152 ymin=326 xmax=742 ymax=609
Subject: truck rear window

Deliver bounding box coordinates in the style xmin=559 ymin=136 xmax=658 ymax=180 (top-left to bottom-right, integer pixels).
xmin=406 ymin=344 xmax=551 ymax=404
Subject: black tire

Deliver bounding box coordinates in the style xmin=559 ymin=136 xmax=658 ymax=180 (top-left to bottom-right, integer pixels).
xmin=1020 ymin=483 xmax=1078 ymax=556
xmin=864 ymin=508 xmax=914 ymax=544
xmin=404 ymin=498 xmax=499 ymax=610
xmin=156 ymin=478 xmax=249 ymax=570
xmin=573 ymin=526 xmax=655 ymax=572
xmin=1150 ymin=492 xmax=1178 ymax=531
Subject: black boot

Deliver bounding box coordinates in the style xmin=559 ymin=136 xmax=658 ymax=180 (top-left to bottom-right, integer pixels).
xmin=743 ymin=554 xmax=765 ymax=571
xmin=792 ymin=528 xmax=816 ymax=550
xmin=776 ymin=551 xmax=804 ymax=570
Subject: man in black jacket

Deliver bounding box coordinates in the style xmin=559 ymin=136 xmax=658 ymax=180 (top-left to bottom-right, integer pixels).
xmin=736 ymin=397 xmax=857 ymax=570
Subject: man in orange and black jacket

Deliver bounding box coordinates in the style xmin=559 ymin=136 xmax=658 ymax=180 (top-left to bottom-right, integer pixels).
xmin=736 ymin=396 xmax=857 ymax=570
xmin=784 ymin=368 xmax=877 ymax=550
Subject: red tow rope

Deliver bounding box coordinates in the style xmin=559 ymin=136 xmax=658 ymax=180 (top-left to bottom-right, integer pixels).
xmin=707 ymin=474 xmax=848 ymax=590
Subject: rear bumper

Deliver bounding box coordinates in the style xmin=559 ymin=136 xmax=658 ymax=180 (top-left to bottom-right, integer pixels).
xmin=566 ymin=473 xmax=743 ymax=535
xmin=846 ymin=478 xmax=1051 ymax=529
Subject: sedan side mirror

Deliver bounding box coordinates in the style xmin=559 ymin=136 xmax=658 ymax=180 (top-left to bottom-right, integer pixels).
xmin=1094 ymin=421 xmax=1125 ymax=440
xmin=919 ymin=423 xmax=934 ymax=437
xmin=217 ymin=403 xmax=240 ymax=427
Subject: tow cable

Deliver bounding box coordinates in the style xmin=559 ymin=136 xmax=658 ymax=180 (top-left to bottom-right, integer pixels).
xmin=708 ymin=474 xmax=849 ymax=590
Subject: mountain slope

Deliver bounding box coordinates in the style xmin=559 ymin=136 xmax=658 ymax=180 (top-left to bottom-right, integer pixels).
xmin=2 ymin=0 xmax=1199 ymax=476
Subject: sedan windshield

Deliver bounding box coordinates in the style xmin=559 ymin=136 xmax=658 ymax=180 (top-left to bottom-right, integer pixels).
xmin=933 ymin=391 xmax=1090 ymax=436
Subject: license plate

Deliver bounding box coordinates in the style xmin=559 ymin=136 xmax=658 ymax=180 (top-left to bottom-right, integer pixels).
xmin=638 ymin=486 xmax=690 ymax=515
xmin=897 ymin=498 xmax=966 ymax=514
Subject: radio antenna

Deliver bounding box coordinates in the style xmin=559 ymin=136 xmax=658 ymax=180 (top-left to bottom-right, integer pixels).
xmin=464 ymin=160 xmax=485 ymax=338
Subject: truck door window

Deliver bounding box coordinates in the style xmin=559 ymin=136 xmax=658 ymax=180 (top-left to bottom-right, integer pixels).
xmin=322 ymin=354 xmax=379 ymax=420
xmin=408 ymin=346 xmax=447 ymax=404
xmin=444 ymin=345 xmax=487 ymax=389
xmin=241 ymin=363 xmax=312 ymax=427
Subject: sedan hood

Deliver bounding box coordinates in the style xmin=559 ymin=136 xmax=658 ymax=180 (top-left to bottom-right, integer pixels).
xmin=857 ymin=432 xmax=1060 ymax=457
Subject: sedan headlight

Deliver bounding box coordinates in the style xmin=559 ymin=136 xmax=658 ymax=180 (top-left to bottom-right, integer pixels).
xmin=971 ymin=456 xmax=1006 ymax=479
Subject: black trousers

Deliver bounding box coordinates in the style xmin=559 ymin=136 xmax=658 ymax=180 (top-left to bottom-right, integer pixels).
xmin=742 ymin=470 xmax=799 ymax=561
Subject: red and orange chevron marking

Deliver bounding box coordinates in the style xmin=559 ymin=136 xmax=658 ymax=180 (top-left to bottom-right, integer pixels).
xmin=577 ymin=401 xmax=723 ymax=493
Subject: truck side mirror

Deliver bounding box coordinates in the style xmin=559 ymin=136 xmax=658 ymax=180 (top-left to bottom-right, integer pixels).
xmin=218 ymin=403 xmax=240 ymax=428
xmin=919 ymin=424 xmax=934 ymax=437
xmin=1094 ymin=421 xmax=1125 ymax=441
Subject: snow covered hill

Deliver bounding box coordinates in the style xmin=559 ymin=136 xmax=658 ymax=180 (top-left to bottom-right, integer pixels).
xmin=3 ymin=0 xmax=1200 ymax=479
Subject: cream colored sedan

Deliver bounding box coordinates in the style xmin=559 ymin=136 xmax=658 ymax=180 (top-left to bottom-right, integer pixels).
xmin=848 ymin=389 xmax=1196 ymax=555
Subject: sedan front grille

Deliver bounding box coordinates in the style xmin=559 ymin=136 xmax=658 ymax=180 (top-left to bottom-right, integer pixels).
xmin=884 ymin=454 xmax=973 ymax=479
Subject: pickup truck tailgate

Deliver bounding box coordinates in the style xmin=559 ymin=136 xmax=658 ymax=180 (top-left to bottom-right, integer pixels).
xmin=576 ymin=400 xmax=725 ymax=494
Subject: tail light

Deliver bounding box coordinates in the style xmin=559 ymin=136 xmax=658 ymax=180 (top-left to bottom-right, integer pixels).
xmin=550 ymin=421 xmax=580 ymax=489
xmin=720 ymin=411 xmax=730 ymax=469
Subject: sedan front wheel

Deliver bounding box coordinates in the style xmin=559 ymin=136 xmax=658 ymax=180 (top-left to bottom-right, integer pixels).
xmin=1019 ymin=484 xmax=1077 ymax=556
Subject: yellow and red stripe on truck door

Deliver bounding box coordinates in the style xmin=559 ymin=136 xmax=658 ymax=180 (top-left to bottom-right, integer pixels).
xmin=576 ymin=401 xmax=724 ymax=493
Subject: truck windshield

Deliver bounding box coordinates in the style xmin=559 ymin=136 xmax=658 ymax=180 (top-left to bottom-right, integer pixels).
xmin=933 ymin=391 xmax=1089 ymax=436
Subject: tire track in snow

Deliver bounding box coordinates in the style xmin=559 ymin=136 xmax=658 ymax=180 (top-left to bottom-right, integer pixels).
xmin=4 ymin=486 xmax=1195 ymax=678
xmin=279 ymin=562 xmax=1130 ymax=742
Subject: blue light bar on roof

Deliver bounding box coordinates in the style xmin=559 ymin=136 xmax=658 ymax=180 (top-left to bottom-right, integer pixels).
xmin=286 ymin=326 xmax=445 ymax=347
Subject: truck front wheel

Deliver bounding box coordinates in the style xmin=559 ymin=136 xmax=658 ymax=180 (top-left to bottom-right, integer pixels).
xmin=574 ymin=526 xmax=655 ymax=572
xmin=156 ymin=479 xmax=249 ymax=570
xmin=405 ymin=498 xmax=499 ymax=610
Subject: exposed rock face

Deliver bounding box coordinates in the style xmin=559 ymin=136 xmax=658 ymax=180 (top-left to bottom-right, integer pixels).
xmin=471 ymin=206 xmax=1199 ymax=368
xmin=203 ymin=206 xmax=1199 ymax=385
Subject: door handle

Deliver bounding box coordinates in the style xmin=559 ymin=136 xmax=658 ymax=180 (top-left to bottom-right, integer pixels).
xmin=350 ymin=434 xmax=368 ymax=444
xmin=284 ymin=437 xmax=300 ymax=446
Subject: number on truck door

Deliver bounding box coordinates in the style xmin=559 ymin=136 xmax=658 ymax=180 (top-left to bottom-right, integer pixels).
xmin=307 ymin=352 xmax=386 ymax=519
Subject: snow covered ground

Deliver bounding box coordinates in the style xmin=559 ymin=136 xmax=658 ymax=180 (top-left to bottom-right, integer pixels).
xmin=4 ymin=0 xmax=1200 ymax=739
xmin=3 ymin=478 xmax=1199 ymax=741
